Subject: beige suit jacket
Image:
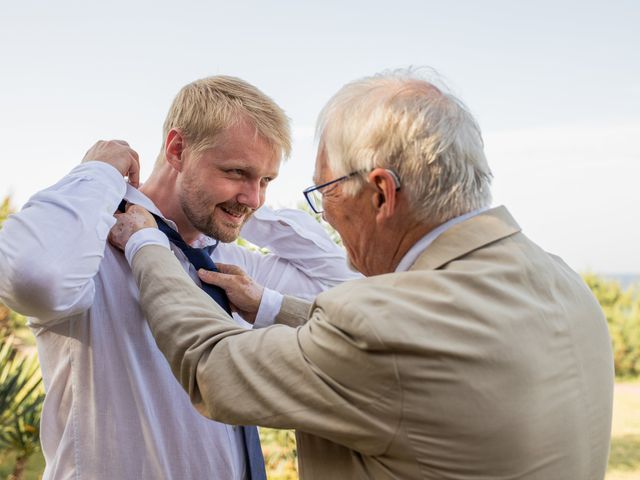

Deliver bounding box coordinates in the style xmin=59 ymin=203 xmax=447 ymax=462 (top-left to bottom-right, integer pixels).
xmin=132 ymin=206 xmax=613 ymax=480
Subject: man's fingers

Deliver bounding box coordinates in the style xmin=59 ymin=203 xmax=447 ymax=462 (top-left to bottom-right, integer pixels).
xmin=215 ymin=263 xmax=245 ymax=275
xmin=198 ymin=269 xmax=229 ymax=288
xmin=126 ymin=153 xmax=141 ymax=188
xmin=122 ymin=202 xmax=138 ymax=214
xmin=128 ymin=170 xmax=140 ymax=188
xmin=81 ymin=139 xmax=142 ymax=188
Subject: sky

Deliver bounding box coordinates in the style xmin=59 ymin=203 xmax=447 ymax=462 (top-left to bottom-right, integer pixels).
xmin=1 ymin=0 xmax=638 ymax=274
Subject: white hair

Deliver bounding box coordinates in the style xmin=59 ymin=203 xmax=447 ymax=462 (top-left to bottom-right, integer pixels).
xmin=316 ymin=67 xmax=492 ymax=225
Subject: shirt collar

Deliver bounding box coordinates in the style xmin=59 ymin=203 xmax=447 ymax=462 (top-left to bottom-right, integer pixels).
xmin=395 ymin=207 xmax=488 ymax=272
xmin=124 ymin=184 xmax=219 ymax=249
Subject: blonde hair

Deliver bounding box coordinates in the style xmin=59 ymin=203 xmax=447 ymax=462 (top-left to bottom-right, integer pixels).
xmin=317 ymin=68 xmax=492 ymax=225
xmin=158 ymin=75 xmax=291 ymax=163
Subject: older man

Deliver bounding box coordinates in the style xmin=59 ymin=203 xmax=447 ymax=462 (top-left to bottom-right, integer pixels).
xmin=0 ymin=76 xmax=358 ymax=479
xmin=111 ymin=70 xmax=614 ymax=479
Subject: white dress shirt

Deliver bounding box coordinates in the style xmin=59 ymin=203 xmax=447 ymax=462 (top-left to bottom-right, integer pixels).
xmin=0 ymin=161 xmax=360 ymax=480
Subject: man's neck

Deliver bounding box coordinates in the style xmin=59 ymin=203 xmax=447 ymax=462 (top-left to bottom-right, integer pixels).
xmin=393 ymin=208 xmax=488 ymax=273
xmin=386 ymin=222 xmax=436 ymax=273
xmin=139 ymin=173 xmax=201 ymax=245
xmin=358 ymin=216 xmax=434 ymax=277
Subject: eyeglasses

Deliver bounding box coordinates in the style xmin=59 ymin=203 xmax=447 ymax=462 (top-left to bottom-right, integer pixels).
xmin=302 ymin=169 xmax=401 ymax=214
xmin=303 ymin=171 xmax=362 ymax=214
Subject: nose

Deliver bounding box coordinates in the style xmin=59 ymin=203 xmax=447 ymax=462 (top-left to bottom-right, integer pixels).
xmin=237 ymin=179 xmax=263 ymax=209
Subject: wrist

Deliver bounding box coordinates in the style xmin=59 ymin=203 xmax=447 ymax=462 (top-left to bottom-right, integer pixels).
xmin=253 ymin=287 xmax=284 ymax=329
xmin=125 ymin=228 xmax=170 ymax=266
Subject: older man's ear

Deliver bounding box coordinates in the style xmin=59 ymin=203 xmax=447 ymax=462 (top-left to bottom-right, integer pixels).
xmin=369 ymin=168 xmax=400 ymax=223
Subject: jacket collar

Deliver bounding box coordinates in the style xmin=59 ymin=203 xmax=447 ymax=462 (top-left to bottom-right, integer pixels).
xmin=410 ymin=206 xmax=521 ymax=272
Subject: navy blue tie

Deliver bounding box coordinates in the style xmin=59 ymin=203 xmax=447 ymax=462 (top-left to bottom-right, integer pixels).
xmin=118 ymin=200 xmax=231 ymax=314
xmin=155 ymin=218 xmax=233 ymax=316
xmin=119 ymin=201 xmax=266 ymax=480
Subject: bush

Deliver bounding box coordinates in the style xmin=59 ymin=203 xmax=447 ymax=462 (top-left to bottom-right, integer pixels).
xmin=259 ymin=428 xmax=298 ymax=480
xmin=0 ymin=335 xmax=45 ymax=480
xmin=583 ymin=273 xmax=640 ymax=378
xmin=0 ymin=197 xmax=45 ymax=479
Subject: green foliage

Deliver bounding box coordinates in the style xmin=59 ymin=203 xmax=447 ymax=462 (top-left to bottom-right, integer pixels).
xmin=0 ymin=450 xmax=45 ymax=480
xmin=583 ymin=273 xmax=640 ymax=378
xmin=0 ymin=197 xmax=45 ymax=479
xmin=609 ymin=434 xmax=640 ymax=473
xmin=259 ymin=428 xmax=298 ymax=480
xmin=607 ymin=382 xmax=640 ymax=479
xmin=0 ymin=335 xmax=45 ymax=479
xmin=0 ymin=196 xmax=12 ymax=225
xmin=1 ymin=305 xmax=29 ymax=342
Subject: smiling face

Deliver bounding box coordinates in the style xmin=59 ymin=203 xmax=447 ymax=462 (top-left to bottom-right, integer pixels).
xmin=178 ymin=120 xmax=280 ymax=242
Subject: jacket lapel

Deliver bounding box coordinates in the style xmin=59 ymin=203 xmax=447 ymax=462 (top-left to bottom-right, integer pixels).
xmin=411 ymin=206 xmax=521 ymax=272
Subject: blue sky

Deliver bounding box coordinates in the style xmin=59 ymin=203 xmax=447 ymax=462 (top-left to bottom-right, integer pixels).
xmin=1 ymin=0 xmax=638 ymax=273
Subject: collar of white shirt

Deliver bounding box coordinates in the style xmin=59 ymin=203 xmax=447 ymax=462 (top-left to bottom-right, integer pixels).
xmin=395 ymin=208 xmax=488 ymax=273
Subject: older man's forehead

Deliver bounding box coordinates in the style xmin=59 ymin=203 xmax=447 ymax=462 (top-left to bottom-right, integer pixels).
xmin=312 ymin=162 xmax=326 ymax=183
xmin=312 ymin=146 xmax=330 ymax=183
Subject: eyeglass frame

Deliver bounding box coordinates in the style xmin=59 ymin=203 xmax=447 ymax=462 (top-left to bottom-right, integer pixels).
xmin=302 ymin=168 xmax=401 ymax=214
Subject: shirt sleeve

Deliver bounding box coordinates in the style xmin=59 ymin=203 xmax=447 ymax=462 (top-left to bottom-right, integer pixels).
xmin=0 ymin=161 xmax=126 ymax=323
xmin=211 ymin=205 xmax=361 ymax=326
xmin=124 ymin=228 xmax=170 ymax=265
xmin=215 ymin=205 xmax=361 ymax=301
xmin=253 ymin=288 xmax=284 ymax=329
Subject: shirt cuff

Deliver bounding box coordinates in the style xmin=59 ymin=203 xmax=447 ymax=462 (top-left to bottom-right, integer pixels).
xmin=253 ymin=287 xmax=284 ymax=329
xmin=125 ymin=228 xmax=170 ymax=266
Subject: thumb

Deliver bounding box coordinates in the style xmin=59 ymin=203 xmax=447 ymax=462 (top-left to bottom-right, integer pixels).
xmin=127 ymin=155 xmax=140 ymax=188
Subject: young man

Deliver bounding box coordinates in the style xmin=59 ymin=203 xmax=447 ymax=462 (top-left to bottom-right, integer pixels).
xmin=0 ymin=76 xmax=358 ymax=479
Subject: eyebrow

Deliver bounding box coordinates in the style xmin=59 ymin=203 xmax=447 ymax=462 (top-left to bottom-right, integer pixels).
xmin=220 ymin=161 xmax=278 ymax=178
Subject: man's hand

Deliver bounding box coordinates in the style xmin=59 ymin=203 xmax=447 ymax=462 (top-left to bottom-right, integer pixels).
xmin=109 ymin=204 xmax=158 ymax=251
xmin=198 ymin=265 xmax=264 ymax=323
xmin=82 ymin=140 xmax=141 ymax=187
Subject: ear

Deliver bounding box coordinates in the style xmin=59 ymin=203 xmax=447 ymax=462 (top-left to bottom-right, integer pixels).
xmin=165 ymin=129 xmax=186 ymax=172
xmin=368 ymin=168 xmax=400 ymax=223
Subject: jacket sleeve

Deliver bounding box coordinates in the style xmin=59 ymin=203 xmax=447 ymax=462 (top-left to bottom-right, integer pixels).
xmin=274 ymin=295 xmax=312 ymax=327
xmin=0 ymin=162 xmax=126 ymax=324
xmin=132 ymin=244 xmax=401 ymax=456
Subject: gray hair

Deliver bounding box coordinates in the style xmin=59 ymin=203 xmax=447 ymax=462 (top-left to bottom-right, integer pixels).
xmin=316 ymin=68 xmax=492 ymax=225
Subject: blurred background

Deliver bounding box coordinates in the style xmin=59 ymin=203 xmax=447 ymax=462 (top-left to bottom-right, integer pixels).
xmin=1 ymin=1 xmax=638 ymax=478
